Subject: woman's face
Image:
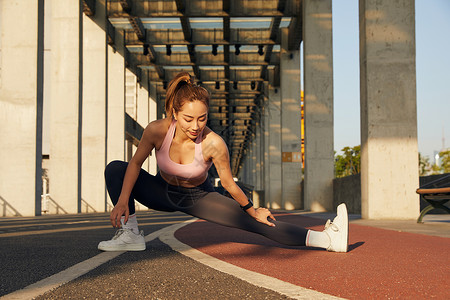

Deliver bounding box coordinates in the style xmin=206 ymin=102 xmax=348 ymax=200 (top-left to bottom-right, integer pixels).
xmin=174 ymin=100 xmax=208 ymax=140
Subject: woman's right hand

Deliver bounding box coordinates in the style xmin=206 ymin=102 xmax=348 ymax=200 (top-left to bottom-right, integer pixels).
xmin=254 ymin=208 xmax=276 ymax=227
xmin=110 ymin=200 xmax=129 ymax=228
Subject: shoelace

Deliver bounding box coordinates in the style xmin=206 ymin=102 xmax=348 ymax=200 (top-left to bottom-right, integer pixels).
xmin=324 ymin=219 xmax=340 ymax=232
xmin=112 ymin=228 xmax=126 ymax=240
xmin=112 ymin=228 xmax=142 ymax=240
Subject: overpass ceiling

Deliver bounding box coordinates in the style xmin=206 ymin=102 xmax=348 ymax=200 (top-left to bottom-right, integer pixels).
xmin=96 ymin=0 xmax=302 ymax=175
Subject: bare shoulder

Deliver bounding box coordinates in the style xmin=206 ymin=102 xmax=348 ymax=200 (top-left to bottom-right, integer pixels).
xmin=202 ymin=127 xmax=228 ymax=159
xmin=145 ymin=118 xmax=170 ymax=132
xmin=142 ymin=118 xmax=171 ymax=149
xmin=202 ymin=127 xmax=224 ymax=144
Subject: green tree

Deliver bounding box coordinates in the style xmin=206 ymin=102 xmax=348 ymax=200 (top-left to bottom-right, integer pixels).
xmin=439 ymin=149 xmax=450 ymax=173
xmin=430 ymin=163 xmax=442 ymax=175
xmin=418 ymin=153 xmax=432 ymax=176
xmin=335 ymin=145 xmax=360 ymax=178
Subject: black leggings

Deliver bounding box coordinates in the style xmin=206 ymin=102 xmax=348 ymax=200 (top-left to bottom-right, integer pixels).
xmin=105 ymin=160 xmax=308 ymax=246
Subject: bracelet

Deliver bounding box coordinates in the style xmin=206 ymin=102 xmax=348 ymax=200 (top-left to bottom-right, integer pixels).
xmin=240 ymin=201 xmax=253 ymax=211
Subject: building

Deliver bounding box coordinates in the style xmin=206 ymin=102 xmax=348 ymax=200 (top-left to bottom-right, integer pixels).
xmin=1 ymin=0 xmax=419 ymax=220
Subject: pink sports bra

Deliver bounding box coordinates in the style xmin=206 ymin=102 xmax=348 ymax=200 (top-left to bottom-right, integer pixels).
xmin=155 ymin=119 xmax=213 ymax=180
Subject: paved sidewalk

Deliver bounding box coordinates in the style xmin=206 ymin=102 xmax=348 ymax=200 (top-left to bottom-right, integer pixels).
xmin=0 ymin=210 xmax=448 ymax=299
xmin=298 ymin=211 xmax=450 ymax=238
xmin=175 ymin=212 xmax=450 ymax=299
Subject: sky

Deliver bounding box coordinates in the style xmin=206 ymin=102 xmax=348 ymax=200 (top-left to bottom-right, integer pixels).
xmin=331 ymin=0 xmax=450 ymax=160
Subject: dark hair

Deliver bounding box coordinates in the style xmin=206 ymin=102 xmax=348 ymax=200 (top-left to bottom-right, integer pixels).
xmin=165 ymin=72 xmax=210 ymax=119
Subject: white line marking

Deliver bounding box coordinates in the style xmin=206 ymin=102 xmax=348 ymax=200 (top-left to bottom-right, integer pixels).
xmin=2 ymin=217 xmax=343 ymax=300
xmin=0 ymin=220 xmax=185 ymax=238
xmin=160 ymin=219 xmax=344 ymax=300
xmin=0 ymin=252 xmax=124 ymax=300
xmin=0 ymin=219 xmax=197 ymax=300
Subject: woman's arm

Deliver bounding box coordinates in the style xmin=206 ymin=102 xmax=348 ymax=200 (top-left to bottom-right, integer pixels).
xmin=210 ymin=134 xmax=276 ymax=227
xmin=110 ymin=121 xmax=158 ymax=227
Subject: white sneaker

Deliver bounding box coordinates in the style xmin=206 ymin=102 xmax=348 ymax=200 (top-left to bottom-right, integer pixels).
xmin=98 ymin=229 xmax=146 ymax=251
xmin=324 ymin=203 xmax=349 ymax=253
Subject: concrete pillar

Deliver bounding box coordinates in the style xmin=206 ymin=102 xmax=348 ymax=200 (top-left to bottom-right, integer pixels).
xmin=48 ymin=0 xmax=82 ymax=214
xmin=280 ymin=28 xmax=302 ymax=210
xmin=0 ymin=0 xmax=44 ymax=216
xmin=303 ymin=0 xmax=334 ymax=212
xmin=137 ymin=79 xmax=149 ymax=171
xmin=137 ymin=80 xmax=149 ymax=129
xmin=106 ymin=44 xmax=125 ymax=211
xmin=126 ymin=140 xmax=133 ymax=162
xmin=243 ymin=151 xmax=248 ymax=182
xmin=255 ymin=121 xmax=262 ymax=190
xmin=253 ymin=139 xmax=256 ymax=184
xmin=359 ymin=0 xmax=419 ymax=219
xmin=148 ymin=82 xmax=158 ymax=175
xmin=242 ymin=153 xmax=247 ymax=182
xmin=41 ymin=0 xmax=51 ymax=213
xmin=107 ymin=46 xmax=125 ymax=163
xmin=247 ymin=151 xmax=251 ymax=184
xmin=124 ymin=68 xmax=137 ymax=165
xmin=263 ymin=99 xmax=271 ymax=208
xmin=125 ymin=69 xmax=137 ymax=120
xmin=81 ymin=3 xmax=107 ymax=213
xmin=241 ymin=155 xmax=245 ymax=182
xmin=252 ymin=122 xmax=263 ymax=207
xmin=248 ymin=148 xmax=251 ymax=183
xmin=249 ymin=141 xmax=255 ymax=187
xmin=267 ymin=87 xmax=282 ymax=209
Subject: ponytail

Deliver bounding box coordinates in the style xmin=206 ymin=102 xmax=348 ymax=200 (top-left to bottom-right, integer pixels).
xmin=165 ymin=72 xmax=209 ymax=119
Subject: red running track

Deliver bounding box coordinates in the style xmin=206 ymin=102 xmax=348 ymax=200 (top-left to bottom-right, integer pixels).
xmin=175 ymin=213 xmax=450 ymax=299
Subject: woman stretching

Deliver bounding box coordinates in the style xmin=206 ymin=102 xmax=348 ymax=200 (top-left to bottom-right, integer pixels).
xmin=99 ymin=72 xmax=348 ymax=253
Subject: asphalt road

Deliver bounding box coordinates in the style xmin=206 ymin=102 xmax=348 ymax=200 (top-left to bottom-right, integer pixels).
xmin=3 ymin=209 xmax=447 ymax=299
xmin=0 ymin=210 xmax=290 ymax=299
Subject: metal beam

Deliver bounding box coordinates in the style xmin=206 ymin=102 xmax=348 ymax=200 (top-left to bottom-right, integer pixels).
xmin=133 ymin=52 xmax=279 ymax=67
xmin=125 ymin=112 xmax=144 ymax=142
xmin=124 ymin=28 xmax=276 ymax=46
xmin=118 ymin=0 xmax=132 ymax=13
xmin=123 ymin=14 xmax=165 ymax=80
xmin=83 ymin=0 xmax=96 ymax=16
xmin=107 ymin=19 xmax=115 ymax=45
xmin=105 ymin=0 xmax=302 ymax=174
xmin=128 ymin=17 xmax=145 ymax=41
xmin=108 ymin=0 xmax=297 ymax=18
xmin=176 ymin=0 xmax=200 ymax=80
xmin=288 ymin=1 xmax=303 ymax=50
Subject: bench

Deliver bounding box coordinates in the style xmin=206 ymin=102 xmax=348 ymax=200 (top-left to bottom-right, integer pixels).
xmin=416 ymin=174 xmax=450 ymax=223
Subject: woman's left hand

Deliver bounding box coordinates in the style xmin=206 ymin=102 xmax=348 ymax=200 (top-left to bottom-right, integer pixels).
xmin=254 ymin=208 xmax=277 ymax=227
